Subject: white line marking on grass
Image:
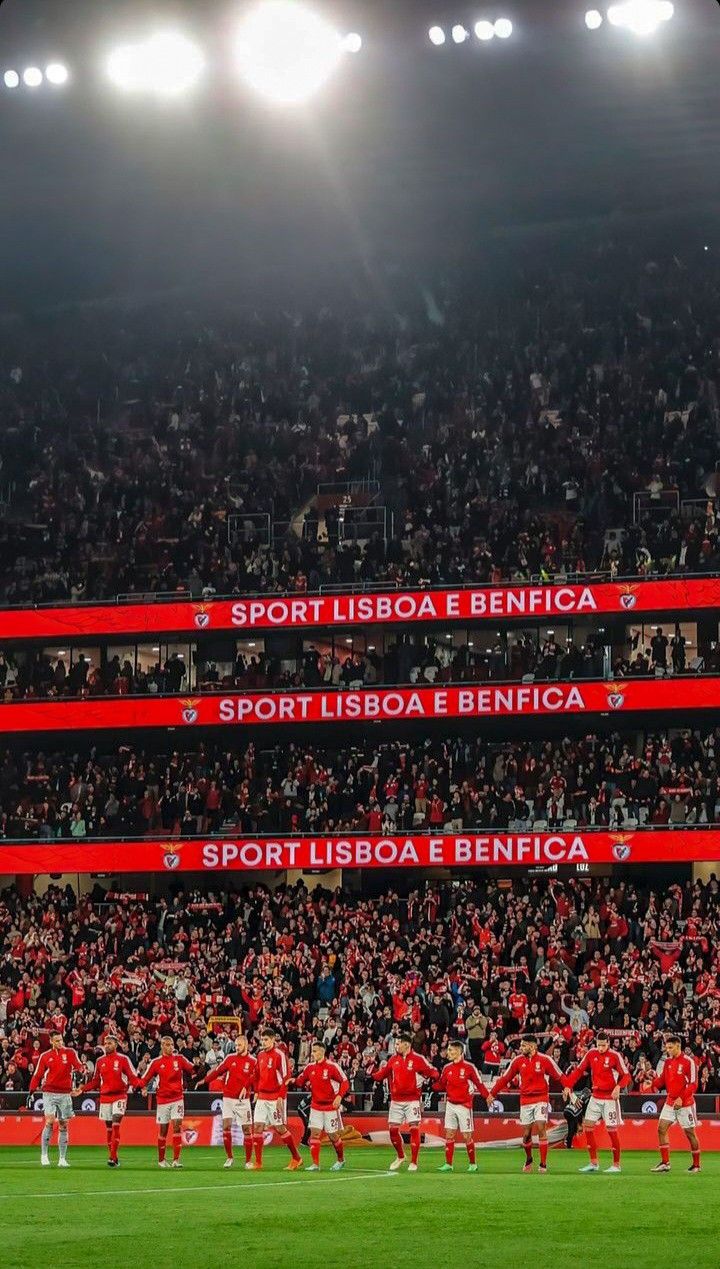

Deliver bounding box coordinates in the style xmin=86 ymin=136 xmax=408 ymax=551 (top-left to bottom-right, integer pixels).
xmin=0 ymin=1169 xmax=398 ymax=1202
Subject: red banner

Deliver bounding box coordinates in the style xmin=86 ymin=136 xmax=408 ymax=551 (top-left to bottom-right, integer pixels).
xmin=2 ymin=576 xmax=720 ymax=641
xmin=1 ymin=829 xmax=719 ymax=874
xmin=0 ymin=677 xmax=718 ymax=733
xmin=2 ymin=1113 xmax=719 ymax=1151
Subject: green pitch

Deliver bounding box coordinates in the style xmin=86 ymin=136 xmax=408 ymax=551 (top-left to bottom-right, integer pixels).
xmin=2 ymin=1147 xmax=718 ymax=1269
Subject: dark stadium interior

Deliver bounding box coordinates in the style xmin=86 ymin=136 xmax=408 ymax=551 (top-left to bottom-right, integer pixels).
xmin=1 ymin=0 xmax=720 ymax=1254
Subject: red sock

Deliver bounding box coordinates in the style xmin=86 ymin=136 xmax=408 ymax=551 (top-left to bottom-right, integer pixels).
xmin=157 ymin=1136 xmax=166 ymax=1163
xmin=608 ymin=1130 xmax=621 ymax=1167
xmin=539 ymin=1139 xmax=548 ymax=1167
xmin=254 ymin=1135 xmax=264 ymax=1168
xmin=410 ymin=1126 xmax=421 ymax=1166
xmin=692 ymin=1149 xmax=700 ymax=1169
xmin=111 ymin=1123 xmax=121 ymax=1163
xmin=172 ymin=1131 xmax=182 ymax=1162
xmin=660 ymin=1144 xmax=670 ymax=1166
xmin=445 ymin=1140 xmax=455 ymax=1165
xmin=389 ymin=1127 xmax=405 ymax=1160
xmin=333 ymin=1139 xmax=344 ymax=1163
xmin=586 ymin=1129 xmax=598 ymax=1165
xmin=280 ymin=1130 xmax=300 ymax=1162
xmin=106 ymin=1125 xmax=113 ymax=1156
xmin=223 ymin=1128 xmax=233 ymax=1161
xmin=244 ymin=1135 xmax=253 ymax=1164
xmin=524 ymin=1141 xmax=533 ymax=1163
xmin=466 ymin=1140 xmax=476 ymax=1165
xmin=310 ymin=1140 xmax=320 ymax=1167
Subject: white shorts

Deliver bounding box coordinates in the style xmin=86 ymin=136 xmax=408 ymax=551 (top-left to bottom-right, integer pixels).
xmin=42 ymin=1093 xmax=74 ymax=1121
xmin=520 ymin=1101 xmax=549 ymax=1126
xmin=659 ymin=1102 xmax=697 ymax=1130
xmin=444 ymin=1102 xmax=473 ymax=1134
xmin=584 ymin=1096 xmax=623 ymax=1128
xmin=253 ymin=1098 xmax=286 ymax=1128
xmin=388 ymin=1101 xmax=421 ymax=1126
xmin=156 ymin=1100 xmax=184 ymax=1125
xmin=99 ymin=1099 xmax=127 ymax=1122
xmin=222 ymin=1097 xmax=252 ymax=1126
xmin=308 ymin=1108 xmax=343 ymax=1135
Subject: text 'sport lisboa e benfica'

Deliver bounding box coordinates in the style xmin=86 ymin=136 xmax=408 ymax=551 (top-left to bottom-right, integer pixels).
xmin=3 ymin=677 xmax=720 ymax=734
xmin=3 ymin=576 xmax=720 ymax=640
xmin=3 ymin=829 xmax=720 ymax=874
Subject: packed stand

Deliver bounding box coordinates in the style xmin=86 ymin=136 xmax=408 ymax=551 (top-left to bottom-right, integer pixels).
xmin=2 ymin=243 xmax=720 ymax=606
xmin=1 ymin=621 xmax=715 ymax=706
xmin=0 ymin=874 xmax=717 ymax=1096
xmin=2 ymin=730 xmax=720 ymax=842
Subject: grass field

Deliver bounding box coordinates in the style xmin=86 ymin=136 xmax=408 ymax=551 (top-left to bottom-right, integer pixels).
xmin=2 ymin=1146 xmax=718 ymax=1269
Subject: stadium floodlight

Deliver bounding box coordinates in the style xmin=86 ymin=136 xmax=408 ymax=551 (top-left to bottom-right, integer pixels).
xmin=3 ymin=69 xmax=20 ymax=88
xmin=45 ymin=63 xmax=69 ymax=85
xmin=235 ymin=2 xmax=345 ymax=105
xmin=22 ymin=66 xmax=43 ymax=87
xmin=451 ymin=24 xmax=469 ymax=43
xmin=607 ymin=1 xmax=672 ymax=34
xmin=343 ymin=32 xmax=362 ymax=53
xmin=428 ymin=25 xmax=446 ymax=45
xmin=474 ymin=20 xmax=495 ymax=40
xmin=107 ymin=31 xmax=203 ymax=95
xmin=494 ymin=17 xmax=513 ymax=38
xmin=585 ymin=9 xmax=603 ymax=28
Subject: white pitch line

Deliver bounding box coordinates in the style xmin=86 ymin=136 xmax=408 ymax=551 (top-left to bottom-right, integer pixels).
xmin=0 ymin=1169 xmax=398 ymax=1202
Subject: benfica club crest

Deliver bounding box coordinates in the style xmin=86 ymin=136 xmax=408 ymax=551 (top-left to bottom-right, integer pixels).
xmin=181 ymin=698 xmax=200 ymax=725
xmin=617 ymin=584 xmax=639 ymax=611
xmin=611 ymin=835 xmax=633 ymax=862
xmin=161 ymin=843 xmax=183 ymax=871
xmin=605 ymin=682 xmax=625 ymax=710
xmin=193 ymin=604 xmax=212 ymax=630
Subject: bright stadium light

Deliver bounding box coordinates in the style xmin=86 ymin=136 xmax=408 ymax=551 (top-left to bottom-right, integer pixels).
xmin=585 ymin=9 xmax=603 ymax=28
xmin=607 ymin=1 xmax=673 ymax=34
xmin=494 ymin=17 xmax=513 ymax=38
xmin=474 ymin=20 xmax=495 ymax=40
xmin=343 ymin=32 xmax=362 ymax=53
xmin=23 ymin=66 xmax=43 ymax=87
xmin=107 ymin=31 xmax=204 ymax=95
xmin=3 ymin=69 xmax=20 ymax=88
xmin=428 ymin=25 xmax=446 ymax=45
xmin=452 ymin=24 xmax=469 ymax=43
xmin=45 ymin=62 xmax=69 ymax=85
xmin=235 ymin=2 xmax=345 ymax=106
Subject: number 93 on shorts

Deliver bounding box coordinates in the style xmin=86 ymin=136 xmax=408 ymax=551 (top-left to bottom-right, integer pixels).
xmin=584 ymin=1097 xmax=624 ymax=1128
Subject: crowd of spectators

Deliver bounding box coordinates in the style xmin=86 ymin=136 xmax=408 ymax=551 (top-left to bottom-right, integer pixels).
xmin=0 ymin=620 xmax=715 ymax=705
xmin=0 ymin=874 xmax=717 ymax=1097
xmin=2 ymin=244 xmax=720 ymax=607
xmin=2 ymin=729 xmax=720 ymax=842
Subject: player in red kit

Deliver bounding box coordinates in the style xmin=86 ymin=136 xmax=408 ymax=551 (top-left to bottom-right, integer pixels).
xmin=76 ymin=1036 xmax=137 ymax=1167
xmin=489 ymin=1037 xmax=565 ymax=1173
xmin=197 ymin=1034 xmax=257 ymax=1169
xmin=650 ymin=1034 xmax=701 ymax=1173
xmin=253 ymin=1027 xmax=302 ymax=1170
xmin=563 ymin=1031 xmax=630 ymax=1172
xmin=28 ymin=1031 xmax=84 ymax=1168
xmin=293 ymin=1041 xmax=350 ymax=1171
xmin=435 ymin=1040 xmax=490 ymax=1173
xmin=137 ymin=1036 xmax=194 ymax=1169
xmin=372 ymin=1032 xmax=438 ymax=1172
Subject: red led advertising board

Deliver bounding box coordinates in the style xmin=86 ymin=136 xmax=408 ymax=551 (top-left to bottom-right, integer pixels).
xmin=0 ymin=829 xmax=718 ymax=874
xmin=1 ymin=576 xmax=719 ymax=640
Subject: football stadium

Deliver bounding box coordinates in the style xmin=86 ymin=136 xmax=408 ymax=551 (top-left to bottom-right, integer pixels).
xmin=1 ymin=1 xmax=719 ymax=1265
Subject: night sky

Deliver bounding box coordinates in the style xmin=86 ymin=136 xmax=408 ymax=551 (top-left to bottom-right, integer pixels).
xmin=1 ymin=0 xmax=719 ymax=307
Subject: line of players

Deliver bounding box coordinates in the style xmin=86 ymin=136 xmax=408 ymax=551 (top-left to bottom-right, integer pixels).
xmin=28 ymin=1027 xmax=702 ymax=1174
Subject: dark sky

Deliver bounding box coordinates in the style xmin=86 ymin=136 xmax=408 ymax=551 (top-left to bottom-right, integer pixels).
xmin=1 ymin=0 xmax=719 ymax=307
